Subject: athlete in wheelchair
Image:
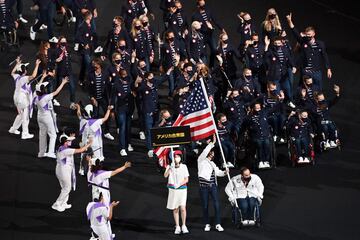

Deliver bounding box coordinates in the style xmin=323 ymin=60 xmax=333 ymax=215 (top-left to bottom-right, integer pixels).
xmin=286 ymin=110 xmax=315 ymax=166
xmin=225 ymin=167 xmax=264 ymax=228
xmin=0 ymin=0 xmax=19 ymax=50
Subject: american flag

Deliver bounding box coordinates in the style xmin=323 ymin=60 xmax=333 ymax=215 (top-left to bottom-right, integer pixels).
xmin=155 ymin=79 xmax=216 ymax=168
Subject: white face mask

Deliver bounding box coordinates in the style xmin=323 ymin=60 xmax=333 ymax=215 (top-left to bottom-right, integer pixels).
xmin=174 ymin=157 xmax=181 ymax=164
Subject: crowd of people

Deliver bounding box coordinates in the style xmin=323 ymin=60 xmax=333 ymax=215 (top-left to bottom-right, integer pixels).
xmin=2 ymin=0 xmax=342 ymax=238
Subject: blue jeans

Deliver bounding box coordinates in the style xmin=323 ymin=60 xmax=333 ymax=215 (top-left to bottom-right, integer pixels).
xmin=199 ymin=184 xmax=221 ymax=225
xmin=79 ymin=53 xmax=91 ymax=84
xmin=117 ymin=111 xmax=132 ymax=149
xmin=274 ymin=74 xmax=292 ymax=102
xmin=33 ymin=2 xmax=56 ymax=39
xmin=321 ymin=122 xmax=337 ymax=141
xmin=221 ymin=139 xmax=235 ymax=164
xmin=144 ymin=113 xmax=154 ymax=150
xmin=235 ymin=197 xmax=260 ymax=221
xmin=268 ymin=114 xmax=285 ymax=137
xmin=293 ymin=136 xmax=310 ymax=158
xmin=253 ymin=138 xmax=271 ymax=163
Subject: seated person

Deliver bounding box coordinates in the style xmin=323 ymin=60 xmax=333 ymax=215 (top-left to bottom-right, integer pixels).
xmin=225 ymin=167 xmax=264 ymax=226
xmin=286 ymin=110 xmax=314 ymax=163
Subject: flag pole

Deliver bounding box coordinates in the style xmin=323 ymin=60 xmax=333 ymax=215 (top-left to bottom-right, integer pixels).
xmin=199 ymin=77 xmax=239 ymax=208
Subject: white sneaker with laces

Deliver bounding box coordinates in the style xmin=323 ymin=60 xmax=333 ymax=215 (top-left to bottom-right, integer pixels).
xmin=19 ymin=16 xmax=28 ymax=24
xmin=279 ymin=138 xmax=285 ymax=143
xmin=215 ymin=224 xmax=224 ymax=232
xmin=30 ymin=26 xmax=36 ymax=40
xmin=248 ymin=220 xmax=256 ymax=226
xmin=174 ymin=226 xmax=181 ymax=234
xmin=94 ymin=46 xmax=103 ymax=53
xmin=273 ymin=135 xmax=277 ymax=142
xmin=139 ymin=131 xmax=146 ymax=140
xmin=40 ymin=24 xmax=47 ymax=30
xmin=330 ymin=141 xmax=337 ymax=148
xmin=63 ymin=203 xmax=72 ymax=209
xmin=324 ymin=141 xmax=331 ymax=149
xmin=52 ymin=204 xmax=65 ymax=212
xmin=9 ymin=127 xmax=20 ymax=135
xmin=298 ymin=157 xmax=304 ymax=163
xmin=53 ymin=99 xmax=60 ymax=106
xmin=204 ymin=224 xmax=211 ymax=232
xmin=303 ymin=157 xmax=310 ymax=163
xmin=181 ymin=225 xmax=189 ymax=234
xmin=45 ymin=152 xmax=56 ymax=159
xmin=127 ymin=144 xmax=134 ymax=152
xmin=104 ymin=133 xmax=114 ymax=140
xmin=120 ymin=149 xmax=127 ymax=156
xmin=258 ymin=161 xmax=265 ymax=169
xmin=21 ymin=133 xmax=34 ymax=140
xmin=288 ymin=101 xmax=296 ymax=108
xmin=264 ymin=161 xmax=271 ymax=168
xmin=147 ymin=150 xmax=153 ymax=158
xmin=242 ymin=220 xmax=249 ymax=225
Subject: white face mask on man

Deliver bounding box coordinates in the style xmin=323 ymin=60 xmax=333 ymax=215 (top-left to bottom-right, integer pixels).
xmin=174 ymin=156 xmax=181 ymax=164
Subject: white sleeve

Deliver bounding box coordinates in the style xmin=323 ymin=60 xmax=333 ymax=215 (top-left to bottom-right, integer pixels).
xmin=197 ymin=143 xmax=214 ymax=163
xmin=225 ymin=180 xmax=234 ymax=198
xmin=101 ymin=171 xmax=113 ymax=181
xmin=255 ymin=175 xmax=264 ymax=198
xmin=212 ymin=162 xmax=225 ymax=177
xmin=183 ymin=165 xmax=190 ymax=178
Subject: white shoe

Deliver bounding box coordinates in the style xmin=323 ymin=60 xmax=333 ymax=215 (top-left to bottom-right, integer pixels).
xmin=127 ymin=144 xmax=134 ymax=152
xmin=139 ymin=131 xmax=146 ymax=140
xmin=21 ymin=133 xmax=34 ymax=140
xmin=324 ymin=141 xmax=331 ymax=149
xmin=8 ymin=127 xmax=20 ymax=135
xmin=288 ymin=101 xmax=296 ymax=108
xmin=30 ymin=26 xmax=36 ymax=40
xmin=279 ymin=138 xmax=285 ymax=143
xmin=70 ymin=102 xmax=77 ymax=110
xmin=273 ymin=135 xmax=277 ymax=142
xmin=298 ymin=157 xmax=304 ymax=163
xmin=204 ymin=224 xmax=211 ymax=232
xmin=258 ymin=161 xmax=265 ymax=169
xmin=104 ymin=133 xmax=114 ymax=140
xmin=40 ymin=24 xmax=47 ymax=30
xmin=242 ymin=220 xmax=249 ymax=225
xmin=74 ymin=43 xmax=79 ymax=51
xmin=181 ymin=225 xmax=189 ymax=234
xmin=79 ymin=168 xmax=85 ymax=176
xmin=53 ymin=99 xmax=60 ymax=106
xmin=52 ymin=204 xmax=65 ymax=212
xmin=264 ymin=161 xmax=271 ymax=168
xmin=147 ymin=150 xmax=153 ymax=158
xmin=174 ymin=226 xmax=181 ymax=234
xmin=45 ymin=152 xmax=56 ymax=159
xmin=120 ymin=149 xmax=127 ymax=156
xmin=94 ymin=46 xmax=103 ymax=53
xmin=19 ymin=16 xmax=28 ymax=24
xmin=330 ymin=141 xmax=337 ymax=148
xmin=215 ymin=224 xmax=224 ymax=232
xmin=248 ymin=220 xmax=255 ymax=226
xmin=63 ymin=203 xmax=72 ymax=209
xmin=303 ymin=157 xmax=310 ymax=163
xmin=70 ymin=17 xmax=76 ymax=23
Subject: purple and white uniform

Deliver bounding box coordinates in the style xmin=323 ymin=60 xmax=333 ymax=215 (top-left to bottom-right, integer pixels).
xmin=88 ymin=170 xmax=112 ymax=205
xmin=86 ymin=201 xmax=112 ymax=240
xmin=80 ymin=118 xmax=104 ymax=160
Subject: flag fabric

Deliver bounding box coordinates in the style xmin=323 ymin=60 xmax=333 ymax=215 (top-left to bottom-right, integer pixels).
xmin=155 ymin=79 xmax=216 ymax=168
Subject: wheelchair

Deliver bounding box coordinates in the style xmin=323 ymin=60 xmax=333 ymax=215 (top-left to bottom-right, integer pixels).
xmin=231 ymin=199 xmax=261 ymax=228
xmin=287 ymin=136 xmax=315 ymax=167
xmin=318 ymin=120 xmax=341 ymax=152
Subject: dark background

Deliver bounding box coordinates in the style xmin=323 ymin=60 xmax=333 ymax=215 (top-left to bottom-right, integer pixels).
xmin=1 ymin=0 xmax=360 ymax=239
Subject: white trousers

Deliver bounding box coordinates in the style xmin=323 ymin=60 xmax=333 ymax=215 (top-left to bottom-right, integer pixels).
xmin=11 ymin=106 xmax=29 ymax=135
xmin=92 ymin=224 xmax=112 ymax=240
xmin=38 ymin=115 xmax=57 ymax=155
xmin=54 ymin=164 xmax=72 ymax=206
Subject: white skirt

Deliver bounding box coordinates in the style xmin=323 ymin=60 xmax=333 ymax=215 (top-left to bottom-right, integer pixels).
xmin=166 ymin=188 xmax=187 ymax=210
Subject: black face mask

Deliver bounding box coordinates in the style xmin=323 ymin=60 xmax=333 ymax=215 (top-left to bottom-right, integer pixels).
xmin=168 ymin=37 xmax=175 ymax=42
xmin=274 ymin=45 xmax=282 ymax=50
xmin=254 ymin=110 xmax=260 ymax=115
xmin=148 ymin=78 xmax=154 ymax=84
xmin=302 ymin=36 xmax=312 ymax=43
xmin=114 ymin=59 xmax=121 ymax=65
xmin=175 ymin=8 xmax=182 ymax=14
xmin=233 ymin=95 xmax=241 ymax=101
xmin=269 ymin=14 xmax=277 ymax=20
xmin=245 ymin=75 xmax=252 ymax=81
xmin=140 ymin=66 xmax=146 ymax=71
xmin=306 ymin=83 xmax=313 ymax=87
xmin=318 ymin=100 xmax=326 ymax=105
xmin=242 ymin=176 xmax=251 ymax=182
xmin=221 ymin=121 xmax=228 ymax=126
xmin=142 ymin=22 xmax=148 ymax=27
xmin=223 ymin=39 xmax=229 ymax=44
xmin=119 ymin=45 xmax=126 ymax=51
xmin=244 ymin=19 xmax=251 ymax=24
xmin=135 ymin=25 xmax=142 ymax=31
xmin=270 ymin=90 xmax=277 ymax=95
xmin=252 ymin=40 xmax=258 ymax=45
xmin=198 ymin=5 xmax=205 ymax=10
xmin=60 ymin=43 xmax=67 ymax=47
xmin=165 ymin=117 xmax=172 ymax=122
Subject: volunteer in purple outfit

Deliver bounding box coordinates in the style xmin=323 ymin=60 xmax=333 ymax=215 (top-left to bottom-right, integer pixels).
xmin=52 ymin=134 xmax=92 ymax=212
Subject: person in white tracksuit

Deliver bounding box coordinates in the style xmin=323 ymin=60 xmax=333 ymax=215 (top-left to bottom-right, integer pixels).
xmin=76 ymin=103 xmax=112 ymax=161
xmin=9 ymin=58 xmax=41 ymax=139
xmin=86 ymin=192 xmax=119 ymax=240
xmin=34 ymin=75 xmax=68 ymax=158
xmin=225 ymin=167 xmax=264 ymax=226
xmin=52 ymin=134 xmax=93 ymax=212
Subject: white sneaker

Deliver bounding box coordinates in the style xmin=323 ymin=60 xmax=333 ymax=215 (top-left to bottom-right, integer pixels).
xmin=70 ymin=102 xmax=77 ymax=110
xmin=181 ymin=225 xmax=189 ymax=234
xmin=204 ymin=224 xmax=211 ymax=232
xmin=8 ymin=127 xmax=20 ymax=135
xmin=258 ymin=161 xmax=265 ymax=169
xmin=19 ymin=16 xmax=28 ymax=24
xmin=120 ymin=149 xmax=127 ymax=156
xmin=288 ymin=101 xmax=296 ymax=108
xmin=242 ymin=220 xmax=249 ymax=225
xmin=30 ymin=26 xmax=36 ymax=40
xmin=279 ymin=138 xmax=285 ymax=143
xmin=139 ymin=131 xmax=146 ymax=140
xmin=298 ymin=157 xmax=304 ymax=163
xmin=53 ymin=99 xmax=60 ymax=106
xmin=127 ymin=144 xmax=134 ymax=152
xmin=78 ymin=168 xmax=85 ymax=176
xmin=324 ymin=141 xmax=331 ymax=149
xmin=248 ymin=220 xmax=256 ymax=226
xmin=74 ymin=43 xmax=79 ymax=51
xmin=40 ymin=24 xmax=47 ymax=30
xmin=273 ymin=135 xmax=278 ymax=142
xmin=94 ymin=46 xmax=103 ymax=53
xmin=70 ymin=17 xmax=76 ymax=23
xmin=45 ymin=152 xmax=56 ymax=159
xmin=52 ymin=204 xmax=65 ymax=212
xmin=303 ymin=157 xmax=310 ymax=163
xmin=215 ymin=224 xmax=224 ymax=232
xmin=330 ymin=141 xmax=337 ymax=148
xmin=174 ymin=226 xmax=181 ymax=234
xmin=104 ymin=133 xmax=115 ymax=140
xmin=21 ymin=133 xmax=34 ymax=140
xmin=63 ymin=203 xmax=72 ymax=209
xmin=264 ymin=161 xmax=271 ymax=168
xmin=147 ymin=150 xmax=153 ymax=158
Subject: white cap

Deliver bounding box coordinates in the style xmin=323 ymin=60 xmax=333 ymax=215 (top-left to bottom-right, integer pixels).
xmin=59 ymin=134 xmax=76 ymax=142
xmin=84 ymin=104 xmax=93 ymax=117
xmin=49 ymin=37 xmax=58 ymax=43
xmin=35 ymin=81 xmax=49 ymax=92
xmin=16 ymin=63 xmax=29 ymax=72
